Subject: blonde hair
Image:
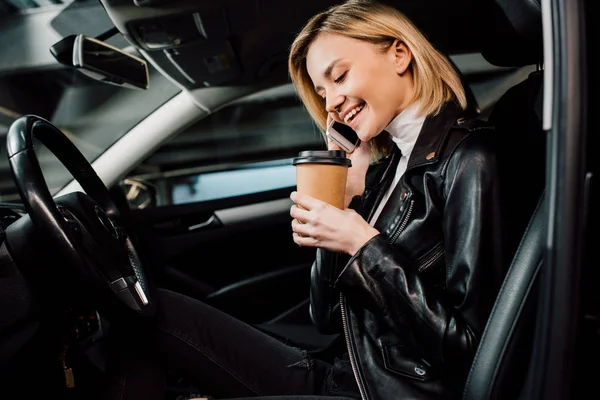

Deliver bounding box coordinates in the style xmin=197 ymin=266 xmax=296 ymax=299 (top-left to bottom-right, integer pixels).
xmin=289 ymin=0 xmax=467 ymax=156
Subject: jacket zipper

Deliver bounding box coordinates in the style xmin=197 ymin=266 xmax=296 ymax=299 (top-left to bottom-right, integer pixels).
xmin=340 ymin=292 xmax=368 ymax=400
xmin=417 ymin=243 xmax=444 ymax=274
xmin=389 ymin=200 xmax=414 ymax=243
xmin=340 ymin=198 xmax=414 ymax=400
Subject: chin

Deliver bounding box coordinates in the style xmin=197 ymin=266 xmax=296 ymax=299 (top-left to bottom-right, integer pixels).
xmin=358 ymin=119 xmax=382 ymax=142
xmin=360 ymin=128 xmax=380 ymax=142
xmin=355 ymin=125 xmax=372 ymax=141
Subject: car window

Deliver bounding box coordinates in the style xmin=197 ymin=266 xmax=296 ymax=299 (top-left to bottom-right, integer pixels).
xmin=121 ymin=86 xmax=324 ymax=208
xmin=0 ymin=1 xmax=183 ymax=203
xmin=0 ymin=61 xmax=181 ymax=203
xmin=170 ymin=160 xmax=296 ymax=204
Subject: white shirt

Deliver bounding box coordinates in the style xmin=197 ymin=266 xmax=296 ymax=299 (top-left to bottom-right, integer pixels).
xmin=369 ymin=103 xmax=425 ymax=226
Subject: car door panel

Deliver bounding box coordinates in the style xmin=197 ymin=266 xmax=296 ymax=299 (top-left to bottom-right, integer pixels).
xmin=122 ymin=186 xmax=317 ymax=324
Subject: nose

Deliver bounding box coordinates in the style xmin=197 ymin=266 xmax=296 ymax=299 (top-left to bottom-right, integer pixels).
xmin=325 ymin=91 xmax=344 ymax=115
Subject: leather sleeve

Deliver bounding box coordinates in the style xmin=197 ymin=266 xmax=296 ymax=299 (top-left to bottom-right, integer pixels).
xmin=309 ymin=196 xmax=363 ymax=334
xmin=309 ymin=249 xmax=344 ymax=334
xmin=335 ymin=133 xmax=507 ymax=374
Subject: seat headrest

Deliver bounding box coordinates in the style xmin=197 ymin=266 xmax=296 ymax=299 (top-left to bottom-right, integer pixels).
xmin=479 ymin=0 xmax=543 ymax=67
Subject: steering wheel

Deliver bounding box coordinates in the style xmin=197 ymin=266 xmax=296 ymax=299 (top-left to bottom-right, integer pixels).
xmin=4 ymin=115 xmax=155 ymax=317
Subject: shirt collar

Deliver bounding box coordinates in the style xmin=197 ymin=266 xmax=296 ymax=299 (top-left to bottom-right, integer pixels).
xmin=384 ymin=102 xmax=425 ymax=156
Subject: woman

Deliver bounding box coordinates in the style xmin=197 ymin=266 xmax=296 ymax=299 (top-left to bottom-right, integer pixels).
xmin=286 ymin=0 xmax=505 ymax=398
xmin=96 ymin=1 xmax=538 ymax=399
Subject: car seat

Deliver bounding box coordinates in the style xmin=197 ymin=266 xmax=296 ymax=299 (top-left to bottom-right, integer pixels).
xmin=463 ymin=0 xmax=546 ymax=398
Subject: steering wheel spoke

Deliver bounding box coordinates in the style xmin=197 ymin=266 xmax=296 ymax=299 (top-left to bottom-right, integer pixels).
xmin=110 ymin=275 xmax=149 ymax=311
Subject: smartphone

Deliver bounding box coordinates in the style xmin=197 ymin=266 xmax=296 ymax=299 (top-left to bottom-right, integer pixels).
xmin=326 ymin=120 xmax=361 ymax=153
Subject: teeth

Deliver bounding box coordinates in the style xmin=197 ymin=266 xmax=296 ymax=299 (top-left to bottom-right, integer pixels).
xmin=344 ymin=104 xmax=364 ymax=123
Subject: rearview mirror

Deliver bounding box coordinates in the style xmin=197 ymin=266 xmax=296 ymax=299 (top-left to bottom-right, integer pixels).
xmin=50 ymin=34 xmax=149 ymax=90
xmin=73 ymin=35 xmax=149 ymax=90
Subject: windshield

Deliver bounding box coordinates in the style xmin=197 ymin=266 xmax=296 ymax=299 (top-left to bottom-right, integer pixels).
xmin=0 ymin=0 xmax=181 ymax=202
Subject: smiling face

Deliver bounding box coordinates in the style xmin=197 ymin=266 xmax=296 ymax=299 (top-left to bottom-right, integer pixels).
xmin=306 ymin=33 xmax=415 ymax=142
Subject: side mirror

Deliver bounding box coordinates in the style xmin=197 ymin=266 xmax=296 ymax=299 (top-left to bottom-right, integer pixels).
xmin=50 ymin=34 xmax=149 ymax=90
xmin=119 ymin=178 xmax=158 ymax=210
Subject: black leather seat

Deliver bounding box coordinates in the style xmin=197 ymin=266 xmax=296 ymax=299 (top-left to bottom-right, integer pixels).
xmin=462 ymin=0 xmax=545 ymax=398
xmin=463 ymin=192 xmax=545 ymax=400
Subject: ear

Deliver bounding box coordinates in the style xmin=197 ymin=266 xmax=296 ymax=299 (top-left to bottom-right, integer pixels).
xmin=391 ymin=40 xmax=412 ymax=75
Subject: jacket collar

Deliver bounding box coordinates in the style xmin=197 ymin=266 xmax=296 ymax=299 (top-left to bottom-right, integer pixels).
xmin=406 ymin=101 xmax=464 ymax=170
xmin=363 ymin=101 xmax=465 ymax=204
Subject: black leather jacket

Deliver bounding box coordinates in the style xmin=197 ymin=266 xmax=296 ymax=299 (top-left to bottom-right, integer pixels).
xmin=309 ymin=102 xmax=543 ymax=399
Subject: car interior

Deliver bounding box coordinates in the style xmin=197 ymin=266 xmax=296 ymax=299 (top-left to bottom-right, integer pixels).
xmin=0 ymin=0 xmax=597 ymax=399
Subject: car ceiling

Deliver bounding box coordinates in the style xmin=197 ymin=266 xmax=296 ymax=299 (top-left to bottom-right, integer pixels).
xmin=98 ymin=0 xmax=484 ymax=91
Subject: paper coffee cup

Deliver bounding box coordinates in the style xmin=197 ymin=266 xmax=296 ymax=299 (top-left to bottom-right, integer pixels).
xmin=292 ymin=150 xmax=351 ymax=209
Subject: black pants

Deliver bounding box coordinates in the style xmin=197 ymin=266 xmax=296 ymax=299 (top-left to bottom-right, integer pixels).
xmin=94 ymin=288 xmax=360 ymax=400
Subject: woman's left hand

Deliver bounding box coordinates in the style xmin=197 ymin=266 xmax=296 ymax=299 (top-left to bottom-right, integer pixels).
xmin=290 ymin=191 xmax=379 ymax=255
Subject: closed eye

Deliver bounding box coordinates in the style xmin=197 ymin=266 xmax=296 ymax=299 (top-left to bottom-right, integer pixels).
xmin=334 ymin=71 xmax=347 ymax=84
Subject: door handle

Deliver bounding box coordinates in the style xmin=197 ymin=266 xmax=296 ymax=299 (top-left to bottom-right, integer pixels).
xmin=187 ymin=214 xmax=221 ymax=231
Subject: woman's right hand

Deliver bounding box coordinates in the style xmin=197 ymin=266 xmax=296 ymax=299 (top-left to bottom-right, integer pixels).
xmin=326 ymin=114 xmax=371 ymax=208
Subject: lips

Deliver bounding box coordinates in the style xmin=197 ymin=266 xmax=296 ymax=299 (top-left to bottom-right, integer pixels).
xmin=343 ymin=102 xmax=365 ymax=124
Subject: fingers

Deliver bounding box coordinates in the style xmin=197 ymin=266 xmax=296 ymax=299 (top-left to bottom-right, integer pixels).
xmin=290 ymin=191 xmax=325 ymax=211
xmin=326 ymin=114 xmax=343 ymax=151
xmin=290 ymin=193 xmax=321 ymax=246
xmin=292 ymin=231 xmax=318 ymax=247
xmin=291 ymin=219 xmax=319 ymax=247
xmin=347 ymin=140 xmax=371 ymax=166
xmin=290 ymin=203 xmax=310 ymax=222
xmin=349 ymin=139 xmax=368 ymax=157
xmin=290 ymin=191 xmax=336 ymax=248
xmin=291 ymin=218 xmax=311 ymax=237
xmin=328 ymin=138 xmax=343 ymax=151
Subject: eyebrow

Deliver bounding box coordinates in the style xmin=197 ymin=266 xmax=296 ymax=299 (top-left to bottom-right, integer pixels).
xmin=314 ymin=58 xmax=342 ymax=93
